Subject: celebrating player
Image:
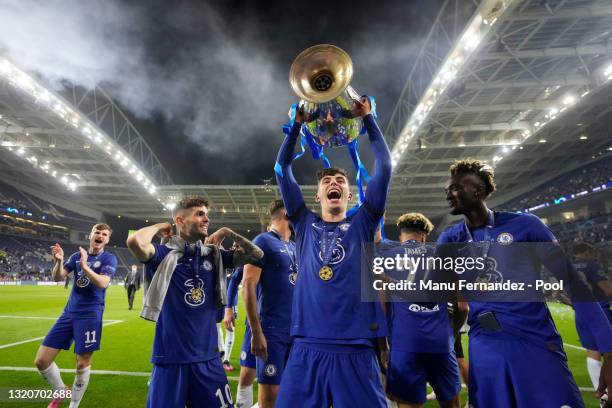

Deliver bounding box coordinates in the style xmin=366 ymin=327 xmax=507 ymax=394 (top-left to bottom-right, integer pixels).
xmin=274 ymin=96 xmax=392 ymax=407
xmin=243 ymin=199 xmax=296 ymax=407
xmin=126 ymin=196 xmax=263 ymax=408
xmin=572 ymin=243 xmax=612 ymax=394
xmin=378 ymin=213 xmax=463 ymax=408
xmin=35 ymin=223 xmax=117 ymax=408
xmin=223 ymin=265 xmax=258 ymax=408
xmin=438 ymin=159 xmax=612 ymax=407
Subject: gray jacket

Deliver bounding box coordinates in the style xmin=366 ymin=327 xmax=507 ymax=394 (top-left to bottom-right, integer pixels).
xmin=140 ymin=236 xmax=228 ymax=322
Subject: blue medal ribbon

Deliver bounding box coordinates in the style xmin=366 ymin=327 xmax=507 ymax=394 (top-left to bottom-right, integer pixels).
xmin=320 ymin=223 xmax=341 ymax=267
xmin=278 ymin=97 xmax=377 ymax=211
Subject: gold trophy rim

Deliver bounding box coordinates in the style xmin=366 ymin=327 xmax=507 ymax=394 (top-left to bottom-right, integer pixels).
xmin=289 ymin=44 xmax=354 ymax=104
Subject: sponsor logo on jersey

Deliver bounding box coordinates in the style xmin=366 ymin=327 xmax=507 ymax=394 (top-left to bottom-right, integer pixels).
xmin=184 ymin=278 xmax=205 ymax=306
xmin=76 ymin=275 xmax=90 ymax=288
xmin=475 ymin=257 xmax=503 ymax=285
xmin=317 ymin=237 xmax=345 ymax=265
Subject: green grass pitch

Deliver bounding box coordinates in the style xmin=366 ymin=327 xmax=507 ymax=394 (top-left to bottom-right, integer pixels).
xmin=0 ymin=286 xmax=602 ymax=407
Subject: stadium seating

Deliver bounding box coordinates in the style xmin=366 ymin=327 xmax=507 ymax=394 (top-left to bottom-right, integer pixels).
xmin=499 ymin=157 xmax=611 ymax=213
xmin=0 ymin=179 xmax=96 ymax=231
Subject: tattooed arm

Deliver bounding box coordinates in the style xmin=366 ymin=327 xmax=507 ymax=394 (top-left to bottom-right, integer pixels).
xmin=206 ymin=227 xmax=264 ymax=266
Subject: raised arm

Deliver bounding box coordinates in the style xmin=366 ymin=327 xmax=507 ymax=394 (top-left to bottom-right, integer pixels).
xmin=126 ymin=222 xmax=173 ymax=262
xmin=357 ymin=99 xmax=392 ymax=214
xmin=275 ymin=115 xmax=306 ymax=218
xmin=206 ymin=227 xmax=263 ymax=266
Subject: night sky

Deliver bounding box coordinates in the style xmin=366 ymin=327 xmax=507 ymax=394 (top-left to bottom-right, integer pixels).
xmin=0 ymin=0 xmax=451 ymax=185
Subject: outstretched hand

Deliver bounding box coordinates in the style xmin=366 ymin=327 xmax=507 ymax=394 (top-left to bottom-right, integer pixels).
xmin=294 ymin=106 xmax=308 ymax=124
xmin=50 ymin=243 xmax=64 ymax=263
xmin=351 ymin=96 xmax=371 ymax=118
xmin=78 ymin=246 xmax=88 ymax=266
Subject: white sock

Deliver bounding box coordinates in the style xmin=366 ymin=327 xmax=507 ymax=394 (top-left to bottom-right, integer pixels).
xmin=224 ymin=330 xmax=235 ymax=360
xmin=69 ymin=365 xmax=91 ymax=408
xmin=587 ymin=357 xmax=602 ymax=389
xmin=235 ymin=384 xmax=253 ymax=408
xmin=39 ymin=362 xmax=65 ymax=391
xmin=217 ymin=323 xmax=225 ymax=354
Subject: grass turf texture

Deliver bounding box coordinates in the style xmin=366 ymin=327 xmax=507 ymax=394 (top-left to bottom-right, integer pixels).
xmin=0 ymin=286 xmax=602 ymax=407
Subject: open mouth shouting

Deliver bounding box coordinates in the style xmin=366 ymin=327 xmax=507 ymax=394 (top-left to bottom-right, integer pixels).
xmin=326 ymin=187 xmax=342 ymax=204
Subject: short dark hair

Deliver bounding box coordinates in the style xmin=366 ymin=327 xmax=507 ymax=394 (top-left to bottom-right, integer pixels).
xmin=316 ymin=167 xmax=349 ymax=182
xmin=573 ymin=242 xmax=594 ymax=255
xmin=396 ymin=213 xmax=434 ymax=235
xmin=268 ymin=199 xmax=285 ymax=219
xmin=449 ymin=158 xmax=496 ymax=198
xmin=173 ymin=195 xmax=209 ymax=217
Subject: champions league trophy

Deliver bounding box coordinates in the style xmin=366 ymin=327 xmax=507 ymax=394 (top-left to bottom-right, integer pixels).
xmin=288 ymin=44 xmax=373 ymax=148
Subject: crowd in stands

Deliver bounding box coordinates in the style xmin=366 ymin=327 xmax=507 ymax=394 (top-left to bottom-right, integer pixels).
xmin=500 ymin=157 xmax=611 ymax=213
xmin=0 ymin=234 xmax=136 ymax=282
xmin=0 ymin=215 xmax=69 ymax=242
xmin=0 ymin=235 xmax=56 ymax=281
xmin=549 ymin=213 xmax=612 ymax=249
xmin=0 ymin=179 xmax=96 ymax=231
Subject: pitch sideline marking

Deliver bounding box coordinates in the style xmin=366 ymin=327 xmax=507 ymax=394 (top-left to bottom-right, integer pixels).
xmin=0 ymin=366 xmax=240 ymax=381
xmin=0 ymin=320 xmax=124 ymax=350
xmin=563 ymin=342 xmax=586 ymax=351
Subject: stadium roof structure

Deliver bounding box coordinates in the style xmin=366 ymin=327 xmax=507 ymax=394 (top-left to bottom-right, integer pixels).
xmin=385 ymin=0 xmax=612 ymax=228
xmin=1 ymin=0 xmax=612 ymax=232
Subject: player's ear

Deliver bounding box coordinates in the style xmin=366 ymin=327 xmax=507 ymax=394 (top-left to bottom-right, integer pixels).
xmin=347 ymin=192 xmax=353 ymax=201
xmin=315 ymin=193 xmax=321 ymax=203
xmin=174 ymin=215 xmax=183 ymax=228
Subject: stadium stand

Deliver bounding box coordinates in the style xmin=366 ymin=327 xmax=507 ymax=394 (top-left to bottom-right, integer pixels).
xmin=0 ymin=179 xmax=97 ymax=231
xmin=0 ymin=182 xmax=140 ymax=282
xmin=499 ymin=157 xmax=612 ymax=213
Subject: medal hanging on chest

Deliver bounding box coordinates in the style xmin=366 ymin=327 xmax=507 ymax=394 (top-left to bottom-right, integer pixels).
xmin=187 ymin=241 xmax=205 ymax=306
xmin=190 ymin=287 xmax=203 ymax=302
xmin=319 ymin=224 xmax=340 ymax=281
xmin=284 ymin=241 xmax=298 ymax=285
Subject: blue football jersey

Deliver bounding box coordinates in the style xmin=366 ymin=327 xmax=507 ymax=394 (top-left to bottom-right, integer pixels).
xmin=251 ymin=231 xmax=296 ymax=339
xmin=144 ymin=243 xmax=234 ymax=364
xmin=377 ymin=240 xmax=453 ymax=353
xmin=226 ymin=266 xmax=243 ymax=308
xmin=290 ymin=205 xmax=387 ymax=342
xmin=437 ymin=211 xmax=565 ymax=350
xmin=574 ymin=260 xmax=609 ymax=310
xmin=64 ymin=250 xmax=117 ymax=315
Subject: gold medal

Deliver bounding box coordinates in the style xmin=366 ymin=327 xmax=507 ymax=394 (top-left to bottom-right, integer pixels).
xmin=190 ymin=287 xmax=203 ymax=302
xmin=319 ymin=265 xmax=333 ymax=281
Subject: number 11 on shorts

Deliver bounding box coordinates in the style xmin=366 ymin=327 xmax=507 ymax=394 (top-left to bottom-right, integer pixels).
xmin=85 ymin=330 xmax=96 ymax=344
